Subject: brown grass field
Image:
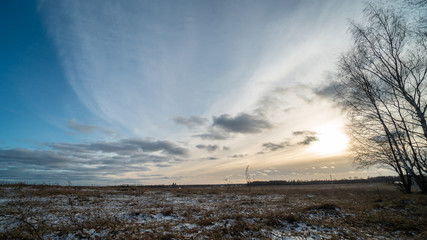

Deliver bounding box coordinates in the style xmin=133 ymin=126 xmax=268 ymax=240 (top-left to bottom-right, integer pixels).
xmin=0 ymin=183 xmax=426 ymax=239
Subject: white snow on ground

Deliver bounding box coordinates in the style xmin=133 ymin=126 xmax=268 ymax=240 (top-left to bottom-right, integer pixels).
xmin=0 ymin=186 xmax=411 ymax=239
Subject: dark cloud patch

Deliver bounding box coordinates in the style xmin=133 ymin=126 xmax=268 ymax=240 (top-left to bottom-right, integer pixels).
xmin=292 ymin=130 xmax=319 ymax=146
xmin=173 ymin=116 xmax=208 ymax=129
xmin=230 ymin=154 xmax=247 ymax=158
xmin=314 ymin=81 xmax=343 ymax=100
xmin=293 ymin=131 xmax=316 ymax=136
xmin=213 ymin=113 xmax=272 ymax=134
xmin=193 ymin=112 xmax=273 ymax=141
xmin=262 ymin=142 xmax=286 ymax=151
xmin=196 ymin=144 xmax=219 ymax=152
xmin=298 ymin=136 xmax=319 ymax=145
xmin=260 ymin=131 xmax=319 ymax=153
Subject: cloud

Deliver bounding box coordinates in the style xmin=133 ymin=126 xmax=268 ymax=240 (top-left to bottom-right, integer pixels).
xmin=262 ymin=142 xmax=286 ymax=151
xmin=193 ymin=112 xmax=272 ymax=140
xmin=314 ymin=83 xmax=338 ymax=98
xmin=0 ymin=148 xmax=76 ymax=168
xmin=0 ymin=138 xmax=189 ymax=184
xmin=49 ymin=138 xmax=188 ymax=156
xmin=68 ymin=119 xmax=116 ymax=136
xmin=260 ymin=131 xmax=318 ymax=152
xmin=122 ymin=139 xmax=189 ymax=156
xmin=313 ymin=80 xmax=344 ymax=107
xmin=192 ymin=126 xmax=230 ymax=140
xmin=68 ymin=119 xmax=99 ymax=134
xmin=0 ymin=148 xmax=151 ymax=183
xmin=298 ymin=136 xmax=319 ymax=145
xmin=0 ymin=165 xmax=168 ymax=185
xmin=229 ymin=154 xmax=247 ymax=158
xmin=173 ymin=116 xmax=208 ymax=129
xmin=292 ymin=130 xmax=319 ymax=145
xmin=192 ymin=132 xmax=230 ymax=140
xmin=196 ymin=144 xmax=219 ymax=152
xmin=213 ymin=113 xmax=272 ymax=134
xmin=313 ymin=76 xmax=342 ymax=99
xmin=293 ymin=131 xmax=316 ymax=136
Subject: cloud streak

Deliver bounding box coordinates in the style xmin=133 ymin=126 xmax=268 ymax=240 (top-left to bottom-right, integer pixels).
xmin=49 ymin=138 xmax=188 ymax=156
xmin=0 ymin=138 xmax=188 ymax=184
xmin=68 ymin=119 xmax=115 ymax=136
xmin=196 ymin=144 xmax=219 ymax=152
xmin=262 ymin=142 xmax=286 ymax=151
xmin=173 ymin=116 xmax=208 ymax=129
xmin=260 ymin=130 xmax=319 ymax=153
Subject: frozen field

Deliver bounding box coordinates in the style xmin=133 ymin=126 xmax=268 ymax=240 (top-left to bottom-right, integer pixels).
xmin=0 ymin=183 xmax=426 ymax=239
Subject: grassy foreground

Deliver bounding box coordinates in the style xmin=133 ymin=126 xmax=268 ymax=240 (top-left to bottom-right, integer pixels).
xmin=0 ymin=183 xmax=426 ymax=239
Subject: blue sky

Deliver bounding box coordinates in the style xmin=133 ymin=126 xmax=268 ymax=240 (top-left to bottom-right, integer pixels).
xmin=0 ymin=0 xmax=394 ymax=185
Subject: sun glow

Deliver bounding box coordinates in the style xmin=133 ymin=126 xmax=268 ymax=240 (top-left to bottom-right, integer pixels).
xmin=309 ymin=124 xmax=349 ymax=156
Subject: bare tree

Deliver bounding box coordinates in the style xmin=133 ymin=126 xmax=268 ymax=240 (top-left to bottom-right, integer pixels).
xmin=337 ymin=1 xmax=426 ymax=193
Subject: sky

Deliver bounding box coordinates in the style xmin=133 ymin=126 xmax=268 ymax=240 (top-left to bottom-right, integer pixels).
xmin=0 ymin=0 xmax=395 ymax=185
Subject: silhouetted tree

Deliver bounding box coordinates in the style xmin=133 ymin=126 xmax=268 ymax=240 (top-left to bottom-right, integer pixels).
xmin=337 ymin=1 xmax=426 ymax=193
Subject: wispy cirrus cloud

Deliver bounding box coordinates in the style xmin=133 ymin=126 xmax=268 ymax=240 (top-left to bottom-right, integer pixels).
xmin=27 ymin=0 xmax=366 ymax=185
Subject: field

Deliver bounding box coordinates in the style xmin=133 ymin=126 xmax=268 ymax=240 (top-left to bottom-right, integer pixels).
xmin=1 ymin=183 xmax=426 ymax=239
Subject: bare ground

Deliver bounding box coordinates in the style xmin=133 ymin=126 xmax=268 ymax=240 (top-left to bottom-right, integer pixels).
xmin=0 ymin=183 xmax=426 ymax=239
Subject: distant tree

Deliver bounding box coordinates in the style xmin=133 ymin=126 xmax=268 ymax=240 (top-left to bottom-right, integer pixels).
xmin=337 ymin=1 xmax=427 ymax=193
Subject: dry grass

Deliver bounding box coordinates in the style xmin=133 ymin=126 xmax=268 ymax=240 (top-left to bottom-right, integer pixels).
xmin=0 ymin=183 xmax=426 ymax=239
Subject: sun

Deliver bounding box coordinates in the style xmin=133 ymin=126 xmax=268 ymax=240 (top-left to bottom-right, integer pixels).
xmin=308 ymin=124 xmax=349 ymax=156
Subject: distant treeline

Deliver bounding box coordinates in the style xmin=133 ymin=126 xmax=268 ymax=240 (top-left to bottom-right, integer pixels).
xmin=248 ymin=176 xmax=400 ymax=186
xmin=1 ymin=176 xmax=400 ymax=188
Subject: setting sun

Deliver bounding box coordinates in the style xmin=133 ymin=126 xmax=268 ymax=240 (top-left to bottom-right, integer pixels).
xmin=309 ymin=124 xmax=349 ymax=156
